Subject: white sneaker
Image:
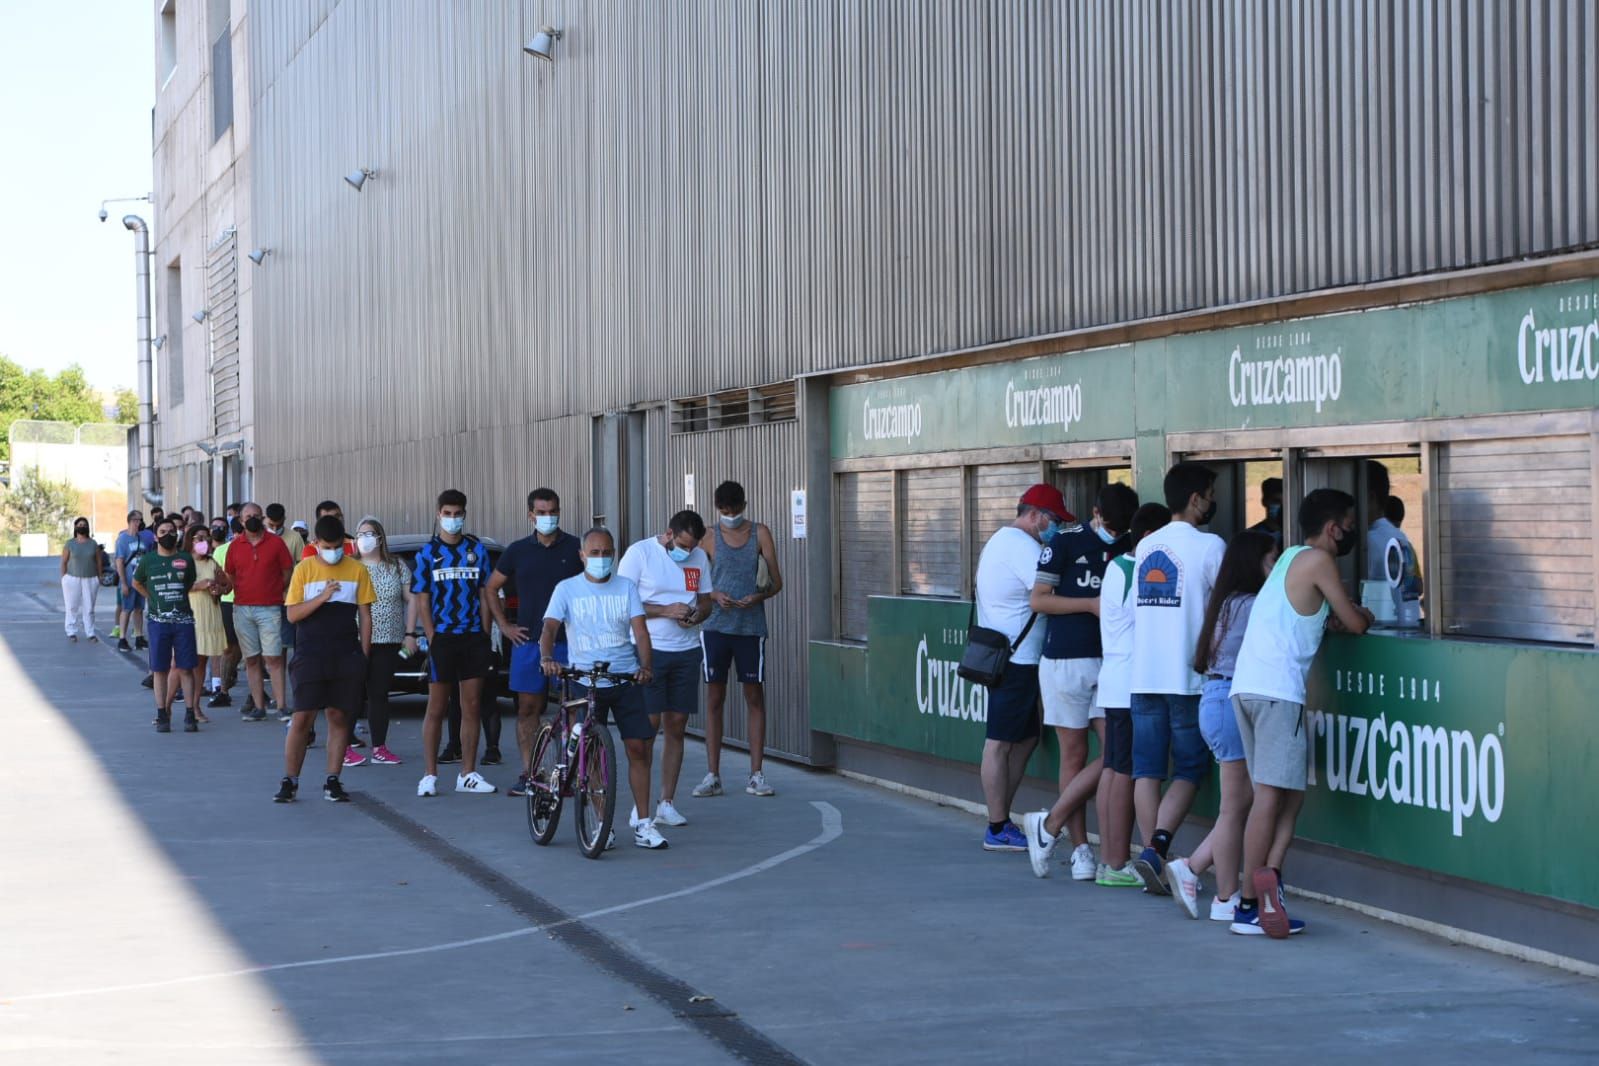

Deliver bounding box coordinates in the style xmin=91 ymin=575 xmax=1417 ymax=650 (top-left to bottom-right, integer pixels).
xmin=416 ymin=774 xmax=438 ymax=797
xmin=606 ymin=831 xmax=616 ymax=851
xmin=1069 ymin=843 xmax=1098 ymax=882
xmin=746 ymin=771 xmax=775 ymax=796
xmin=1168 ymin=857 xmax=1201 ymax=919
xmin=1023 ymin=810 xmax=1056 ymax=878
xmin=455 ymin=771 xmax=496 ymax=794
xmin=655 ymin=800 xmax=688 ymax=826
xmin=1210 ymin=891 xmax=1241 ymax=922
xmin=629 ymin=808 xmax=644 ymax=829
xmin=634 ymin=819 xmax=669 ymax=849
xmin=691 ymin=773 xmax=723 ymax=797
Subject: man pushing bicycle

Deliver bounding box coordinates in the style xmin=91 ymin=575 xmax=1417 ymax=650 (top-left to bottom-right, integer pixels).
xmin=540 ymin=528 xmax=663 ymax=849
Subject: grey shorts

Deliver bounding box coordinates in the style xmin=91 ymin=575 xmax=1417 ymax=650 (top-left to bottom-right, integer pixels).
xmin=1231 ymin=694 xmax=1307 ymax=791
xmin=645 ymin=648 xmax=701 ymax=716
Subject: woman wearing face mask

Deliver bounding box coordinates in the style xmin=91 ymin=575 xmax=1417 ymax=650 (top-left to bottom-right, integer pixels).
xmin=354 ymin=517 xmax=414 ymax=765
xmin=61 ymin=517 xmax=103 ymax=642
xmin=183 ymin=525 xmax=232 ymax=722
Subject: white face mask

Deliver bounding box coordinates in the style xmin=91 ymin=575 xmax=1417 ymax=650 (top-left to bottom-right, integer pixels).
xmin=318 ymin=547 xmax=344 ymax=565
xmin=356 ymin=533 xmax=379 ymax=555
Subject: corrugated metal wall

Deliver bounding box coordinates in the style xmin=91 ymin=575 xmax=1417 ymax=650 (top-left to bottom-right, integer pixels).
xmin=251 ymin=1 xmax=1599 ymax=497
xmin=665 ymin=421 xmax=810 ymax=760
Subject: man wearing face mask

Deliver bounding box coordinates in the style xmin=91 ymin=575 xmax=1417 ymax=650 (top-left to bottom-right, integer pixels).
xmin=488 ymin=488 xmax=583 ymax=798
xmin=1128 ymin=463 xmax=1227 ymax=895
xmin=208 ymin=518 xmax=241 ymax=707
xmin=1247 ymin=477 xmax=1285 ymax=548
xmin=224 ymin=502 xmax=296 ymax=724
xmin=114 ymin=509 xmax=155 ymax=651
xmin=265 ymin=503 xmax=305 ymax=561
xmin=541 ymin=528 xmax=661 ymax=848
xmin=696 ymin=480 xmax=784 ymax=800
xmin=618 ymin=510 xmax=714 ymax=827
xmin=1229 ymin=489 xmax=1372 ymax=937
xmin=973 ymin=483 xmax=1070 ymax=852
xmin=412 ymin=489 xmax=497 ymax=797
xmin=130 ymin=519 xmax=199 ymax=732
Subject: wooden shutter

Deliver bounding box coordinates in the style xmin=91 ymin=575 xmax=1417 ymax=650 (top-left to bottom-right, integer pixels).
xmin=836 ymin=470 xmax=894 ymax=640
xmin=899 ymin=466 xmax=962 ymax=597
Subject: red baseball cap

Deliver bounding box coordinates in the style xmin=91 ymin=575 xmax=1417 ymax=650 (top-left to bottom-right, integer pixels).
xmin=1019 ymin=483 xmax=1072 ymax=521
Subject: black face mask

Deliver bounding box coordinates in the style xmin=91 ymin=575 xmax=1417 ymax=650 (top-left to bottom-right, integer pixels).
xmin=243 ymin=516 xmax=264 ymax=533
xmin=157 ymin=533 xmax=179 ymax=551
xmin=74 ymin=525 xmax=90 ymax=538
xmin=211 ymin=526 xmax=228 ymax=541
xmin=1333 ymin=525 xmax=1357 ymax=557
xmin=1197 ymin=498 xmax=1217 ymax=526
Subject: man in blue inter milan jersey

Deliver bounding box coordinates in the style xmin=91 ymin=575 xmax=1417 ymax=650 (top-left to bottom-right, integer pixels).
xmin=413 ymin=489 xmax=497 ymax=797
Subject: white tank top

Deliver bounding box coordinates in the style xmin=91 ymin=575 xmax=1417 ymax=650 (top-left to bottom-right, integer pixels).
xmin=1229 ymin=546 xmax=1330 ymax=705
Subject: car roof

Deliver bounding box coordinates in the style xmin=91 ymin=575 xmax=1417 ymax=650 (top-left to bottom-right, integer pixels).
xmin=384 ymin=534 xmax=505 ymax=553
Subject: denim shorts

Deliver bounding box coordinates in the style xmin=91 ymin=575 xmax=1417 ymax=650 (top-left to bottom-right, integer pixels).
xmin=1198 ymin=677 xmax=1245 ymax=762
xmin=1130 ymin=692 xmax=1209 ymax=784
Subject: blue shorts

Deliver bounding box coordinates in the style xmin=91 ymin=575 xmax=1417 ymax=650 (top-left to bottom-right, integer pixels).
xmin=148 ymin=619 xmax=198 ymax=672
xmin=701 ymin=631 xmax=764 ymax=685
xmin=1130 ymin=692 xmax=1209 ymax=784
xmin=572 ymin=680 xmax=654 ymax=741
xmin=984 ymin=663 xmax=1041 ymax=743
xmin=1198 ymin=677 xmax=1245 ymax=762
xmin=120 ymin=587 xmax=145 ymax=612
xmin=646 ymin=647 xmax=702 ymax=716
xmin=510 ymin=641 xmax=566 ymax=694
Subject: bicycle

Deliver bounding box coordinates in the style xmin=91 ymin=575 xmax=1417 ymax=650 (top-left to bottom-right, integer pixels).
xmin=525 ymin=661 xmax=629 ymax=859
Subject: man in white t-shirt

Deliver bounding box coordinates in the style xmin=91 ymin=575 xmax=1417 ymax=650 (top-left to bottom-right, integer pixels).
xmin=1365 ymin=460 xmax=1422 ymax=603
xmin=973 ymin=483 xmax=1070 ymax=853
xmin=616 ymin=511 xmax=714 ymax=829
xmin=1128 ymin=463 xmax=1226 ymax=894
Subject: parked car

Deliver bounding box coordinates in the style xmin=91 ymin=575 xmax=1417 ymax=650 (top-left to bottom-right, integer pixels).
xmin=382 ymin=534 xmax=513 ymax=696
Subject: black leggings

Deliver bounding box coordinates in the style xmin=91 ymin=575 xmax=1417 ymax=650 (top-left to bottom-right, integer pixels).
xmin=365 ymin=643 xmax=403 ymax=747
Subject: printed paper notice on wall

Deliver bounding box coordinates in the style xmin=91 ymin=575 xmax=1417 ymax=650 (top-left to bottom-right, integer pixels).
xmin=791 ymin=489 xmax=807 ymax=539
xmin=684 ymin=474 xmax=695 ymax=507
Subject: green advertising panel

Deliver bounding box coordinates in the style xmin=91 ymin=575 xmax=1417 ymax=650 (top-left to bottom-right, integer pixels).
xmin=831 ymin=279 xmax=1599 ymax=456
xmin=830 ymin=345 xmax=1135 ymax=459
xmin=811 ymin=596 xmax=1599 ymax=910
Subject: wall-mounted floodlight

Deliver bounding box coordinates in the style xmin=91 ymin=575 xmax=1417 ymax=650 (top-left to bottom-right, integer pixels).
xmin=247 ymin=247 xmax=271 ymax=265
xmin=345 ymin=167 xmax=376 ymax=191
xmin=153 ymin=335 xmax=167 ymax=350
xmin=192 ymin=309 xmax=209 ymax=323
xmin=523 ymin=26 xmax=563 ymax=60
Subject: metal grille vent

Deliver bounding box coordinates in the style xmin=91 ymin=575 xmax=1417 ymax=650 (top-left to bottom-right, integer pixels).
xmin=670 ymin=381 xmax=796 ymax=434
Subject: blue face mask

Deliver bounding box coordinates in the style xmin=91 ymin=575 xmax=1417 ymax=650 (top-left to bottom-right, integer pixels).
xmin=668 ymin=544 xmax=691 ymax=564
xmin=439 ymin=515 xmax=465 ymax=535
xmin=585 ymin=556 xmax=613 ymax=579
xmin=718 ymin=513 xmax=747 ymax=528
xmin=1095 ymin=524 xmax=1118 ymax=545
xmin=1267 ymin=503 xmax=1283 ymax=520
xmin=1040 ymin=520 xmax=1064 ymax=543
xmin=534 ymin=515 xmax=559 ymax=535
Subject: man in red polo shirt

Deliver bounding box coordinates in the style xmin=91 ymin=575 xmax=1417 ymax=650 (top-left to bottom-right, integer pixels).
xmin=224 ymin=501 xmax=296 ymax=723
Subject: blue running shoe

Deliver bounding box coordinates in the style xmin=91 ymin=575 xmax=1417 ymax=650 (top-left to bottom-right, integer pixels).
xmin=983 ymin=822 xmax=1028 ymax=852
xmin=1230 ymin=904 xmax=1306 ymax=936
xmin=1133 ymin=846 xmax=1170 ymax=895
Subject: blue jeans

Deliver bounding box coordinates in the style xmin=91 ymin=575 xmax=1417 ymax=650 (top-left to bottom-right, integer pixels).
xmin=1130 ymin=692 xmax=1208 ymax=783
xmin=1198 ymin=677 xmax=1245 ymax=762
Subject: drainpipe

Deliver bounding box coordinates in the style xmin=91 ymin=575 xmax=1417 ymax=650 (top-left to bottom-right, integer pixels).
xmin=122 ymin=215 xmax=162 ymax=506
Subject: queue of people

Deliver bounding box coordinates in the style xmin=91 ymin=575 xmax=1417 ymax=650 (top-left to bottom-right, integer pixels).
xmin=95 ymin=482 xmax=784 ymax=850
xmin=977 ymin=463 xmax=1375 ymax=941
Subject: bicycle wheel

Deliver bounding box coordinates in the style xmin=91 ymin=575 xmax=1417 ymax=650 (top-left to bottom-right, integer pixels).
xmin=574 ymin=720 xmax=618 ymax=859
xmin=526 ymin=723 xmax=564 ymax=845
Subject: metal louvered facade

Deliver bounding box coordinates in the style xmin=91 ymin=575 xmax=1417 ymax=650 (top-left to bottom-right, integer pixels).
xmin=242 ymin=0 xmax=1599 ymax=766
xmin=205 ymin=228 xmax=242 ymax=436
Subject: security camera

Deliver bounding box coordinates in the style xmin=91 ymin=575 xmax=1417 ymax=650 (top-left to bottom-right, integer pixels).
xmin=98 ymin=208 xmax=108 ymax=222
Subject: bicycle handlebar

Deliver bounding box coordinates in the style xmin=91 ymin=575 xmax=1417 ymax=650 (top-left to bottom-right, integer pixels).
xmin=557 ymin=663 xmax=638 ymax=686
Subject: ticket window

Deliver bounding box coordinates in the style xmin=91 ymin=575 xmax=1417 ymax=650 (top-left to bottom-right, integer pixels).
xmin=1299 ymin=451 xmax=1426 ymax=624
xmin=1170 ymin=457 xmax=1285 ymax=545
xmin=1051 ymin=463 xmax=1134 ymax=527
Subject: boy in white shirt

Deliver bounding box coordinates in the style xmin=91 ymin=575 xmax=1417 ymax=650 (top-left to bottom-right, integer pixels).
xmin=1129 ymin=463 xmax=1226 ymax=894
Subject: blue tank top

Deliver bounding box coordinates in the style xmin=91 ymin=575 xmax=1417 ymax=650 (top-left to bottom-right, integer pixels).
xmin=706 ymin=524 xmax=767 ymax=637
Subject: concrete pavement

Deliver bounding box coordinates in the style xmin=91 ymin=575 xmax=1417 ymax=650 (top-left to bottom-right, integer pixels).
xmin=2 ymin=558 xmax=1596 ymax=1065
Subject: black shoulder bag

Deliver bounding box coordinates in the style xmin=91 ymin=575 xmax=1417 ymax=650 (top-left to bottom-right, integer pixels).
xmin=956 ymin=604 xmax=1037 ymax=688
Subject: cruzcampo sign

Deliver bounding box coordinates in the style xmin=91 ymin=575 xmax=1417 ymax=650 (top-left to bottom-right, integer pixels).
xmin=831 ymin=278 xmax=1599 ymax=458
xmin=810 ymin=595 xmax=1599 ymax=910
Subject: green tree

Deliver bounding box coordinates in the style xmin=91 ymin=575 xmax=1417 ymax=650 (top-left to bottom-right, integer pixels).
xmin=0 ymin=355 xmax=106 ymax=462
xmin=112 ymin=387 xmax=139 ymax=424
xmin=0 ymin=468 xmax=78 ymax=552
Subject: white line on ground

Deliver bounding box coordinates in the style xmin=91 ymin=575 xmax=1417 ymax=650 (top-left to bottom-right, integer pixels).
xmin=2 ymin=800 xmax=844 ymax=1003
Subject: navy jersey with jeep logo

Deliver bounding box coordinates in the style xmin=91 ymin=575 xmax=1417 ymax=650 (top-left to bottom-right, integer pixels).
xmin=1035 ymin=523 xmax=1127 ymax=660
xmin=411 ymin=535 xmax=491 ymax=634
